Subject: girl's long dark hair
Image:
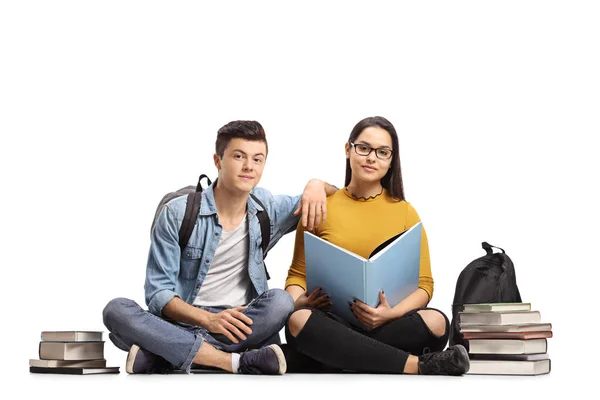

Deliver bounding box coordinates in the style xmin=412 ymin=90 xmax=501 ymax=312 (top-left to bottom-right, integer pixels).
xmin=344 ymin=116 xmax=405 ymax=201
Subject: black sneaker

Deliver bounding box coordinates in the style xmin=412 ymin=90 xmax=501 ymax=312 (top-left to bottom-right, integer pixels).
xmin=238 ymin=344 xmax=287 ymax=375
xmin=418 ymin=345 xmax=470 ymax=376
xmin=125 ymin=344 xmax=173 ymax=374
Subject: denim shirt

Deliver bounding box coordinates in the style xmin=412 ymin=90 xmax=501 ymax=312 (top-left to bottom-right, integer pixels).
xmin=144 ymin=182 xmax=301 ymax=316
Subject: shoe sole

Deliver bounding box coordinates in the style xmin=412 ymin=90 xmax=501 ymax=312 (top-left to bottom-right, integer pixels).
xmin=125 ymin=344 xmax=140 ymax=374
xmin=455 ymin=344 xmax=470 ymax=374
xmin=267 ymin=344 xmax=287 ymax=375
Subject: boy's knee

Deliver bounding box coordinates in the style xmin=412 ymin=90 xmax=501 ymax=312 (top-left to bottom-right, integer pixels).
xmin=265 ymin=289 xmax=295 ymax=319
xmin=102 ymin=297 xmax=135 ymax=328
xmin=288 ymin=309 xmax=312 ymax=338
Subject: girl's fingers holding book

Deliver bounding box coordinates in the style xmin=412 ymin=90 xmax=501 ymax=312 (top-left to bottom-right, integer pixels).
xmin=355 ymin=313 xmax=371 ymax=328
xmin=351 ymin=303 xmax=369 ymax=319
xmin=313 ymin=295 xmax=331 ymax=308
xmin=352 ymin=299 xmax=372 ymax=313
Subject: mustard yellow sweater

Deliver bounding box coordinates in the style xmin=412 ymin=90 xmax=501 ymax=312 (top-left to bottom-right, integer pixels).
xmin=285 ymin=188 xmax=434 ymax=299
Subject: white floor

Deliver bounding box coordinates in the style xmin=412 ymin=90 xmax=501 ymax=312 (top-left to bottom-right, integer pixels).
xmin=15 ymin=371 xmax=581 ymax=400
xmin=14 ymin=357 xmax=589 ymax=400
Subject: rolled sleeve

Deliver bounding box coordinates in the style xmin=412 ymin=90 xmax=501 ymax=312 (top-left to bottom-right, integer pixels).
xmin=145 ymin=204 xmax=182 ymax=316
xmin=148 ymin=289 xmax=178 ymax=316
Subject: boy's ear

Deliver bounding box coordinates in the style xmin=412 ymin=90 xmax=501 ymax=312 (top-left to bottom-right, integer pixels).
xmin=213 ymin=153 xmax=221 ymax=170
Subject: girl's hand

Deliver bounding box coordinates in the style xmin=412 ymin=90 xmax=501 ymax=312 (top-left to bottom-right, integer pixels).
xmin=294 ymin=287 xmax=331 ymax=311
xmin=351 ymin=290 xmax=394 ymax=329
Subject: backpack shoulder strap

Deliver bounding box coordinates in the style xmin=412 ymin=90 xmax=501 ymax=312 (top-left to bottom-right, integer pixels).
xmin=178 ymin=174 xmax=213 ymax=249
xmin=179 ymin=191 xmax=202 ymax=249
xmin=250 ymin=193 xmax=271 ymax=280
xmin=250 ymin=193 xmax=271 ymax=257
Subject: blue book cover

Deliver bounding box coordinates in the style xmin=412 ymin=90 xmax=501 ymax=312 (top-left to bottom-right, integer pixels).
xmin=305 ymin=222 xmax=421 ymax=327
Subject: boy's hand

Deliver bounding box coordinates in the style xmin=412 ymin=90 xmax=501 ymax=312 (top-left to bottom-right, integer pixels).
xmin=205 ymin=306 xmax=253 ymax=344
xmin=295 ymin=179 xmax=328 ymax=230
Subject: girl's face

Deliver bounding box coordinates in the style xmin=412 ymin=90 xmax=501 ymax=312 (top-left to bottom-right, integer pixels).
xmin=345 ymin=126 xmax=393 ymax=186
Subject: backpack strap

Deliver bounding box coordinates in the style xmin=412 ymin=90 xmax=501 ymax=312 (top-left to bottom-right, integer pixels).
xmin=250 ymin=194 xmax=271 ymax=258
xmin=195 ymin=174 xmax=212 ymax=192
xmin=177 ymin=176 xmax=273 ymax=281
xmin=178 ymin=174 xmax=211 ymax=249
xmin=482 ymin=241 xmax=505 ymax=255
xmin=179 ymin=192 xmax=202 ymax=249
xmin=250 ymin=193 xmax=271 ymax=280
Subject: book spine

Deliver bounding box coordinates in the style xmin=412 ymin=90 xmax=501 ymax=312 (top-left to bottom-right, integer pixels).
xmin=363 ymin=260 xmax=368 ymax=304
xmin=542 ymin=338 xmax=548 ymax=353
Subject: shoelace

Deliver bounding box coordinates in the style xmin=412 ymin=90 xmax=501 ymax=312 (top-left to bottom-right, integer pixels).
xmin=238 ymin=349 xmax=263 ymax=374
xmin=419 ymin=347 xmax=447 ymax=375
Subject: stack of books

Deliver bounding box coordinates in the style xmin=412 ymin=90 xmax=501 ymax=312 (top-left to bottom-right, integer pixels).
xmin=29 ymin=331 xmax=120 ymax=375
xmin=458 ymin=303 xmax=552 ymax=376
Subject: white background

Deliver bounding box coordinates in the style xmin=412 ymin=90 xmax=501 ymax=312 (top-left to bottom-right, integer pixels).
xmin=1 ymin=0 xmax=598 ymax=398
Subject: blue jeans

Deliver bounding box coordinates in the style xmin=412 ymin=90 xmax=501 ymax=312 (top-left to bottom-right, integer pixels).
xmin=102 ymin=289 xmax=294 ymax=373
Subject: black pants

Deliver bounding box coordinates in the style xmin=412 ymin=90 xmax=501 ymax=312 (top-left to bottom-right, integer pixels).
xmin=282 ymin=307 xmax=450 ymax=373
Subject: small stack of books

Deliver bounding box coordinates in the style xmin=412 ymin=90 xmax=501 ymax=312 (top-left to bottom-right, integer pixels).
xmin=30 ymin=331 xmax=120 ymax=375
xmin=458 ymin=302 xmax=552 ymax=375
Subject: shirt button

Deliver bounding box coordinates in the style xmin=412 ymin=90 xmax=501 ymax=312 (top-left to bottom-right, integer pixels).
xmin=205 ymin=259 xmax=210 ymax=263
xmin=186 ymin=252 xmax=191 ymax=257
xmin=214 ymin=232 xmax=219 ymax=236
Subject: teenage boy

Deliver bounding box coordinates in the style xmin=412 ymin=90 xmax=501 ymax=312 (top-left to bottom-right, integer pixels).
xmin=103 ymin=120 xmax=336 ymax=375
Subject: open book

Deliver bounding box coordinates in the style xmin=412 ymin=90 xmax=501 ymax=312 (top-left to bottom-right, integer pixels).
xmin=304 ymin=222 xmax=421 ymax=327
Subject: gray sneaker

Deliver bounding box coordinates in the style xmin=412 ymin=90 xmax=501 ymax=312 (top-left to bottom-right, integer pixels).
xmin=418 ymin=345 xmax=470 ymax=376
xmin=238 ymin=344 xmax=287 ymax=375
xmin=126 ymin=344 xmax=173 ymax=374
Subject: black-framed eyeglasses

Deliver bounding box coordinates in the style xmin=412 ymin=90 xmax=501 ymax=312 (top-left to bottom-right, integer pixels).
xmin=349 ymin=142 xmax=393 ymax=160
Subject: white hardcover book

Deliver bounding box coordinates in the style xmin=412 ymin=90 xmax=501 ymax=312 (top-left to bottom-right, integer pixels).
xmin=459 ymin=311 xmax=541 ymax=326
xmin=41 ymin=331 xmax=103 ymax=342
xmin=468 ymin=338 xmax=547 ymax=354
xmin=467 ymin=359 xmax=551 ymax=375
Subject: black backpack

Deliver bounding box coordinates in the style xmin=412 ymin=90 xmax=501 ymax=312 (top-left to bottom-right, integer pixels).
xmin=449 ymin=242 xmax=522 ymax=350
xmin=151 ymin=174 xmax=272 ymax=280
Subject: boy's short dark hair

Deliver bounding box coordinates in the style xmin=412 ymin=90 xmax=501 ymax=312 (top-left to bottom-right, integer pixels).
xmin=215 ymin=120 xmax=268 ymax=158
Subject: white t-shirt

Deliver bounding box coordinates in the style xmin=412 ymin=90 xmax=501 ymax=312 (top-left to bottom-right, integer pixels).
xmin=193 ymin=215 xmax=252 ymax=308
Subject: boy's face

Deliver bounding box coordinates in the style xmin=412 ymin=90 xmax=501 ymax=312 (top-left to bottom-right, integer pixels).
xmin=214 ymin=138 xmax=267 ymax=193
